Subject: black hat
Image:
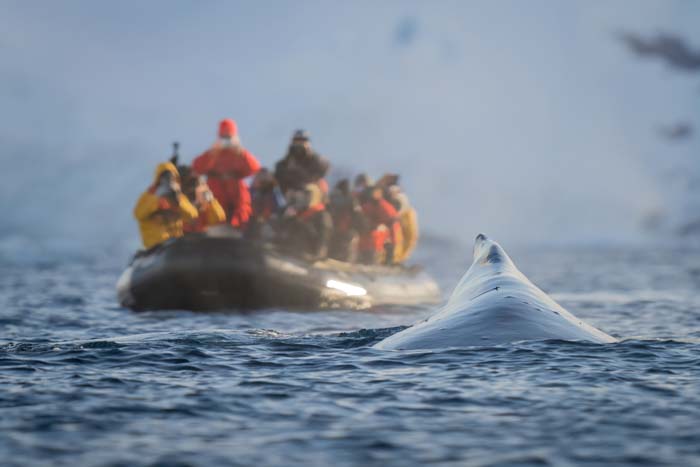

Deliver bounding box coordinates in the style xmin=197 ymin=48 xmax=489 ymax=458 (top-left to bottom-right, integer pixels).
xmin=292 ymin=129 xmax=310 ymax=141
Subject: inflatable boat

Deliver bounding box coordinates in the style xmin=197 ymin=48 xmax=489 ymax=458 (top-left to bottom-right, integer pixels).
xmin=117 ymin=227 xmax=441 ymax=311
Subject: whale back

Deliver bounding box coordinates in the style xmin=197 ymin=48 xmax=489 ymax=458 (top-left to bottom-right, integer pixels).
xmin=374 ymin=234 xmax=616 ymax=350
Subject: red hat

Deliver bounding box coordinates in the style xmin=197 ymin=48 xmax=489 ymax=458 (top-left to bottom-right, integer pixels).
xmin=218 ymin=119 xmax=238 ymax=138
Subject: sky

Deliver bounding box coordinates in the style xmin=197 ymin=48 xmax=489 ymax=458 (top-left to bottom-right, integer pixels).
xmin=1 ymin=0 xmax=699 ymax=260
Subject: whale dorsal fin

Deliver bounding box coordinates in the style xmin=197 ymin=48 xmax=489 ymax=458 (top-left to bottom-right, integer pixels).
xmin=473 ymin=233 xmax=513 ymax=267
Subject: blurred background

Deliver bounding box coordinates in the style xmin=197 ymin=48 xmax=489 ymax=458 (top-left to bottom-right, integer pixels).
xmin=1 ymin=0 xmax=699 ymax=262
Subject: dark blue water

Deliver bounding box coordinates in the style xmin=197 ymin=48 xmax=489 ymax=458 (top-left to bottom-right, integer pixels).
xmin=2 ymin=241 xmax=700 ymax=466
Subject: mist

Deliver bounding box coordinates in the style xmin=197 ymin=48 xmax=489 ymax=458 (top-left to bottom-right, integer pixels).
xmin=1 ymin=0 xmax=699 ymax=262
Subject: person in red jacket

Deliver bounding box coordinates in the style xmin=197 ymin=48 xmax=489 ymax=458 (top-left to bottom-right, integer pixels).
xmin=192 ymin=119 xmax=261 ymax=228
xmin=358 ymin=186 xmax=402 ymax=265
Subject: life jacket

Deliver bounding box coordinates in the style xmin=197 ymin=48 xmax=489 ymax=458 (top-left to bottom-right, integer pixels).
xmin=358 ymin=225 xmax=390 ymax=253
xmin=299 ymin=203 xmax=326 ymax=221
xmin=358 ymin=199 xmax=399 ymax=254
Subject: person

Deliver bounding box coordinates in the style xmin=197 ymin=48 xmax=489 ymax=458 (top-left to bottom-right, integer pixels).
xmin=192 ymin=119 xmax=261 ymax=228
xmin=183 ymin=175 xmax=227 ymax=233
xmin=327 ymin=179 xmax=367 ymax=262
xmin=357 ymin=185 xmax=402 ymax=265
xmin=251 ymin=168 xmax=286 ymax=221
xmin=374 ymin=173 xmax=419 ymax=263
xmin=248 ymin=168 xmax=286 ymax=240
xmin=385 ymin=184 xmax=419 ymax=263
xmin=353 ymin=173 xmax=373 ymax=199
xmin=133 ymin=161 xmax=199 ymax=249
xmin=278 ymin=183 xmax=333 ymax=260
xmin=170 ymin=146 xmax=226 ymax=234
xmin=274 ymin=130 xmax=329 ymax=195
xmin=375 ymin=173 xmax=399 ymax=193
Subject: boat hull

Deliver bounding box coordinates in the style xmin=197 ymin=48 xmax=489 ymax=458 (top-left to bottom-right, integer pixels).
xmin=117 ymin=233 xmax=440 ymax=311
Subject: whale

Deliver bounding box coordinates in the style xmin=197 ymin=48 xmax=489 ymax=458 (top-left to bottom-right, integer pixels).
xmin=375 ymin=234 xmax=617 ymax=350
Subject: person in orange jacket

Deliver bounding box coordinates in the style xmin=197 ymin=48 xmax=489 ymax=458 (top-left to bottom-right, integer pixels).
xmin=133 ymin=162 xmax=199 ymax=249
xmin=358 ymin=186 xmax=402 ymax=265
xmin=192 ymin=119 xmax=261 ymax=228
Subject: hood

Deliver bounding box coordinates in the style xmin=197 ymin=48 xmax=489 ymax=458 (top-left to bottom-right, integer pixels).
xmin=152 ymin=162 xmax=180 ymax=185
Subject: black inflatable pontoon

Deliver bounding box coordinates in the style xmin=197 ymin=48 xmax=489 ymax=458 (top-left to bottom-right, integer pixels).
xmin=117 ymin=228 xmax=441 ymax=311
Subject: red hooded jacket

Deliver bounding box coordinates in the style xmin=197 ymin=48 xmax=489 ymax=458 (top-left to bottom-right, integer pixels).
xmin=192 ymin=144 xmax=261 ymax=228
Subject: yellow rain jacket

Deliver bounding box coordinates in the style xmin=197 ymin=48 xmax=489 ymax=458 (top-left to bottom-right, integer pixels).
xmin=202 ymin=199 xmax=226 ymax=226
xmin=184 ymin=197 xmax=226 ymax=233
xmin=394 ymin=207 xmax=419 ymax=263
xmin=134 ymin=162 xmax=199 ymax=249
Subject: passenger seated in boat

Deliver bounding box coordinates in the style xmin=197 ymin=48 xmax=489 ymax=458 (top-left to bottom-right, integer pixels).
xmin=352 ymin=173 xmax=373 ymax=200
xmin=183 ymin=175 xmax=226 ymax=234
xmin=248 ymin=168 xmax=286 ymax=241
xmin=386 ymin=184 xmax=418 ymax=262
xmin=376 ymin=174 xmax=418 ymax=263
xmin=328 ymin=179 xmax=367 ymax=262
xmin=274 ymin=130 xmax=329 ymax=196
xmin=278 ymin=183 xmax=333 ymax=261
xmin=192 ymin=119 xmax=261 ymax=228
xmin=133 ymin=162 xmax=199 ymax=249
xmin=357 ymin=185 xmax=402 ymax=265
xmin=170 ymin=153 xmax=226 ymax=234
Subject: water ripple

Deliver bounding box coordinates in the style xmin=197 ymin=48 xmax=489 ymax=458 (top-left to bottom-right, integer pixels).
xmin=2 ymin=248 xmax=700 ymax=466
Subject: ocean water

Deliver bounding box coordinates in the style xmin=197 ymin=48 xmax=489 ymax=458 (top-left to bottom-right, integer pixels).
xmin=1 ymin=240 xmax=700 ymax=466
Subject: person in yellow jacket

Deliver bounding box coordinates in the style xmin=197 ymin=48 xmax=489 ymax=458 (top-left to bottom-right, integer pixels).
xmin=179 ymin=170 xmax=226 ymax=233
xmin=386 ymin=184 xmax=419 ymax=263
xmin=374 ymin=174 xmax=419 ymax=264
xmin=134 ymin=162 xmax=199 ymax=249
xmin=185 ymin=178 xmax=227 ymax=233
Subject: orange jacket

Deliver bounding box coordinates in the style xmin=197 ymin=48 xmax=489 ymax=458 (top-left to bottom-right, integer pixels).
xmin=299 ymin=203 xmax=326 ymax=221
xmin=192 ymin=144 xmax=260 ymax=227
xmin=359 ymin=199 xmax=400 ymax=252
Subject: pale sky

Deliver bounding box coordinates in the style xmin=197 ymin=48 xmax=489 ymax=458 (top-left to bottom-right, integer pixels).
xmin=1 ymin=1 xmax=698 ymax=256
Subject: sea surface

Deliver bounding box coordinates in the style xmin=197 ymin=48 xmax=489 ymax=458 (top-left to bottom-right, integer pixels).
xmin=1 ymin=239 xmax=700 ymax=466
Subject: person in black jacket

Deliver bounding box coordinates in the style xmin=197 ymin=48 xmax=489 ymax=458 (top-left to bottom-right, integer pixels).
xmin=327 ymin=179 xmax=368 ymax=262
xmin=278 ymin=183 xmax=333 ymax=261
xmin=274 ymin=130 xmax=329 ymax=195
